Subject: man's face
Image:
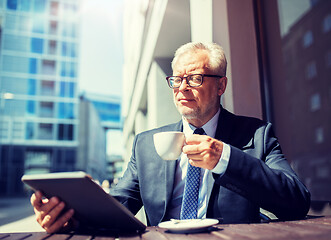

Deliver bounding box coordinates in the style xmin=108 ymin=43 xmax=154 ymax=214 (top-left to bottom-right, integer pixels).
xmin=172 ymin=50 xmax=226 ymax=127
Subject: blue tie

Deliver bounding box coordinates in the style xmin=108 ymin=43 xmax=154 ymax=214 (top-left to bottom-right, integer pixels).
xmin=180 ymin=128 xmax=205 ymax=219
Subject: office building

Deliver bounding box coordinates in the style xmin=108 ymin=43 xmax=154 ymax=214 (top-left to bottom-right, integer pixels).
xmin=0 ymin=0 xmax=80 ymax=196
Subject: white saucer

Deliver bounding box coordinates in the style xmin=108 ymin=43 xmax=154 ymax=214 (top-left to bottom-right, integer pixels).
xmin=158 ymin=219 xmax=219 ymax=233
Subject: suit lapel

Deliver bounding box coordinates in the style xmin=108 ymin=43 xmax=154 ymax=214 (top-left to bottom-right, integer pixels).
xmin=215 ymin=106 xmax=233 ymax=144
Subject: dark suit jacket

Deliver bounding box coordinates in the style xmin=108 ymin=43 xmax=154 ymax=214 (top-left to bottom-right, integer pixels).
xmin=110 ymin=107 xmax=310 ymax=225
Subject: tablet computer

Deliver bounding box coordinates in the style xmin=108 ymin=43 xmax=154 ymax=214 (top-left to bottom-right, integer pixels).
xmin=22 ymin=171 xmax=146 ymax=233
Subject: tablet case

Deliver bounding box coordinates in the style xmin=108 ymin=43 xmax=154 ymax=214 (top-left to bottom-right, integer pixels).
xmin=21 ymin=171 xmax=146 ymax=233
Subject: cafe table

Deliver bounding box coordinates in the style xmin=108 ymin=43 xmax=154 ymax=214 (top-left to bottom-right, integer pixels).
xmin=1 ymin=216 xmax=331 ymax=240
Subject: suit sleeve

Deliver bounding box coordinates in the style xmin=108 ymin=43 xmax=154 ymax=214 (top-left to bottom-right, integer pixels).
xmin=215 ymin=123 xmax=311 ymax=220
xmin=109 ymin=135 xmax=143 ymax=215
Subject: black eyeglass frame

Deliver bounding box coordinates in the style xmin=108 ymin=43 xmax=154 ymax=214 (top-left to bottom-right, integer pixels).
xmin=165 ymin=74 xmax=223 ymax=89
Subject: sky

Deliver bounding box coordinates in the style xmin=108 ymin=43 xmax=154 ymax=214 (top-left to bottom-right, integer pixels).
xmin=78 ymin=0 xmax=125 ymax=155
xmin=78 ymin=0 xmax=124 ymax=97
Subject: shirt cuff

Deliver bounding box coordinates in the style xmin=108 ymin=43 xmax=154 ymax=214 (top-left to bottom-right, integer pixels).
xmin=211 ymin=143 xmax=231 ymax=175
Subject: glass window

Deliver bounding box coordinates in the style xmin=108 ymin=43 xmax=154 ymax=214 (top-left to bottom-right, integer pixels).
xmin=26 ymin=100 xmax=35 ymax=115
xmin=49 ymin=20 xmax=58 ymax=35
xmin=59 ymin=81 xmax=75 ymax=98
xmin=303 ymin=30 xmax=313 ymax=48
xmin=25 ymin=122 xmax=34 ymax=139
xmin=20 ymin=0 xmax=30 ymax=11
xmin=50 ymin=1 xmax=59 ymax=16
xmin=38 ymin=123 xmax=53 ymax=140
xmin=323 ymin=14 xmax=331 ymax=33
xmin=261 ymin=0 xmax=331 ymax=201
xmin=58 ymin=124 xmax=74 ymax=140
xmin=315 ymin=127 xmax=324 ymax=144
xmin=306 ymin=61 xmax=317 ymax=80
xmin=33 ymin=0 xmax=45 ymax=13
xmin=3 ymin=34 xmax=29 ymax=52
xmin=28 ymin=79 xmax=36 ymax=95
xmin=58 ymin=102 xmax=74 ymax=119
xmin=40 ymin=80 xmax=55 ymax=96
xmin=48 ymin=40 xmax=57 ymax=55
xmin=310 ymin=93 xmax=321 ymax=111
xmin=31 ymin=38 xmax=43 ymax=53
xmin=39 ymin=102 xmax=54 ymax=118
xmin=7 ymin=0 xmax=17 ymax=10
xmin=2 ymin=55 xmax=30 ymax=73
xmin=41 ymin=60 xmax=56 ymax=75
xmin=3 ymin=100 xmax=25 ymax=117
xmin=29 ymin=58 xmax=37 ymax=74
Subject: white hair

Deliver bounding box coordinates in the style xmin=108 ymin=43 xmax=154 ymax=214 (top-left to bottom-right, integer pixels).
xmin=171 ymin=42 xmax=227 ymax=76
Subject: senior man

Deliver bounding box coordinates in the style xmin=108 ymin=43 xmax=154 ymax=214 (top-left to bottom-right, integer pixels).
xmin=31 ymin=42 xmax=310 ymax=233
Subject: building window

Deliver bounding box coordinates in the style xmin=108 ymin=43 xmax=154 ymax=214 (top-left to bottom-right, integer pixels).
xmin=33 ymin=0 xmax=46 ymax=13
xmin=48 ymin=40 xmax=57 ymax=55
xmin=323 ymin=14 xmax=331 ymax=33
xmin=58 ymin=124 xmax=74 ymax=140
xmin=59 ymin=81 xmax=75 ymax=98
xmin=40 ymin=80 xmax=55 ymax=96
xmin=25 ymin=122 xmax=34 ymax=139
xmin=41 ymin=60 xmax=56 ymax=75
xmin=315 ymin=127 xmax=324 ymax=144
xmin=31 ymin=38 xmax=43 ymax=53
xmin=26 ymin=100 xmax=36 ymax=115
xmin=38 ymin=123 xmax=53 ymax=140
xmin=29 ymin=58 xmax=37 ymax=74
xmin=50 ymin=1 xmax=59 ymax=16
xmin=310 ymin=93 xmax=321 ymax=111
xmin=302 ymin=30 xmax=313 ymax=48
xmin=40 ymin=102 xmax=54 ymax=118
xmin=28 ymin=79 xmax=36 ymax=95
xmin=49 ymin=20 xmax=58 ymax=35
xmin=7 ymin=0 xmax=17 ymax=10
xmin=306 ymin=61 xmax=317 ymax=80
xmin=58 ymin=102 xmax=74 ymax=119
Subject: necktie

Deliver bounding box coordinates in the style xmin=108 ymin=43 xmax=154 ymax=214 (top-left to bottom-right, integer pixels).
xmin=180 ymin=128 xmax=205 ymax=219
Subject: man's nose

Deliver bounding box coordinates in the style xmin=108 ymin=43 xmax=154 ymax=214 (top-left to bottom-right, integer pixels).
xmin=178 ymin=77 xmax=190 ymax=91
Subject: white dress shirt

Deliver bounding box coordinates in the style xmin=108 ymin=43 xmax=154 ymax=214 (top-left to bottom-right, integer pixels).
xmin=165 ymin=109 xmax=231 ymax=219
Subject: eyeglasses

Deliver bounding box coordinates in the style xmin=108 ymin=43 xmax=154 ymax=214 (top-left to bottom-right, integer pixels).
xmin=166 ymin=74 xmax=223 ymax=89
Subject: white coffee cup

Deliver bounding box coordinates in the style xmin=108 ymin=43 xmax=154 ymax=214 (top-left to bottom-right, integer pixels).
xmin=153 ymin=131 xmax=185 ymax=160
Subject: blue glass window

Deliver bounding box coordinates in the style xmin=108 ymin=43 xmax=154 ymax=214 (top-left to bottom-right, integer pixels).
xmin=61 ymin=42 xmax=67 ymax=56
xmin=26 ymin=100 xmax=35 ymax=115
xmin=31 ymin=38 xmax=43 ymax=53
xmin=58 ymin=124 xmax=74 ymax=140
xmin=28 ymin=79 xmax=36 ymax=95
xmin=59 ymin=81 xmax=75 ymax=98
xmin=29 ymin=58 xmax=37 ymax=74
xmin=7 ymin=0 xmax=17 ymax=10
xmin=33 ymin=0 xmax=45 ymax=13
xmin=70 ymin=62 xmax=76 ymax=77
xmin=26 ymin=122 xmax=34 ymax=139
xmin=58 ymin=102 xmax=74 ymax=119
xmin=20 ymin=0 xmax=31 ymax=11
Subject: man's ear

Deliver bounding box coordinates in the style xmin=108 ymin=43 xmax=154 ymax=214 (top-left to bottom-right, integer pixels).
xmin=218 ymin=77 xmax=227 ymax=96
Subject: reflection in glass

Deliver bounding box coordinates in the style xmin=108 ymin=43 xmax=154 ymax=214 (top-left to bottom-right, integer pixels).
xmin=58 ymin=102 xmax=74 ymax=119
xmin=38 ymin=123 xmax=53 ymax=140
xmin=263 ymin=0 xmax=331 ymax=200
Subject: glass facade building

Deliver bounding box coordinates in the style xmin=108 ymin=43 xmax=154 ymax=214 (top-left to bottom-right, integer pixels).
xmin=0 ymin=0 xmax=80 ymax=195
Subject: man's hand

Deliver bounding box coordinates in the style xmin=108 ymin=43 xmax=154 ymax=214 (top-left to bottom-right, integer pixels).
xmin=182 ymin=134 xmax=223 ymax=170
xmin=31 ymin=191 xmax=75 ymax=233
